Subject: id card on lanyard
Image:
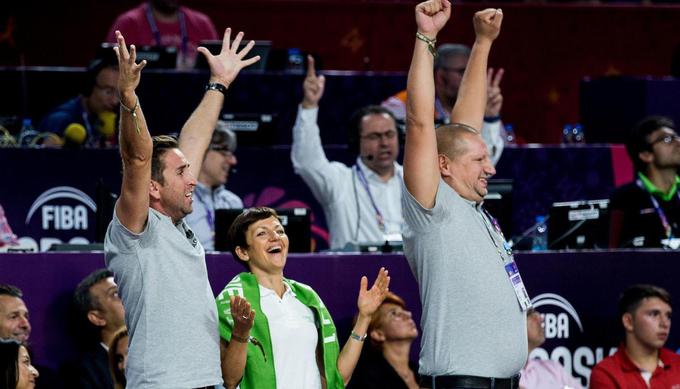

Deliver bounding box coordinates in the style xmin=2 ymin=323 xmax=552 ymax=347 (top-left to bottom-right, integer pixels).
xmin=481 ymin=207 xmax=532 ymax=311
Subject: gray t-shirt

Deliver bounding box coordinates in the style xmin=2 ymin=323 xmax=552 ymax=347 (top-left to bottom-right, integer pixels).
xmin=402 ymin=179 xmax=527 ymax=378
xmin=105 ymin=207 xmax=222 ymax=389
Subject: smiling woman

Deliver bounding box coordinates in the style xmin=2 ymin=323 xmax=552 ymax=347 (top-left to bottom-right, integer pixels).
xmin=215 ymin=207 xmax=390 ymax=389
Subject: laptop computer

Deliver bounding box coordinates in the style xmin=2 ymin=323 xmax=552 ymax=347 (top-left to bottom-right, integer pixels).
xmin=214 ymin=208 xmax=312 ymax=253
xmin=194 ymin=40 xmax=271 ymax=71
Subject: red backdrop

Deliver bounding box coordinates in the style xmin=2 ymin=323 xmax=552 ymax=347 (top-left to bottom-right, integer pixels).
xmin=2 ymin=1 xmax=678 ymax=142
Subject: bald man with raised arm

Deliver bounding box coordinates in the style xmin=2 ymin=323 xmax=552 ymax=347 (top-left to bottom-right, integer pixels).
xmin=104 ymin=28 xmax=259 ymax=389
xmin=402 ymin=1 xmax=529 ymax=388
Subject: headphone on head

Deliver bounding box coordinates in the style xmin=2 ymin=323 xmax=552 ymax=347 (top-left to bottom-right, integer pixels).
xmin=347 ymin=105 xmax=399 ymax=159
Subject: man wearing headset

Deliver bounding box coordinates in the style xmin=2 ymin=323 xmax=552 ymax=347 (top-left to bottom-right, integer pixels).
xmin=291 ymin=56 xmax=403 ymax=250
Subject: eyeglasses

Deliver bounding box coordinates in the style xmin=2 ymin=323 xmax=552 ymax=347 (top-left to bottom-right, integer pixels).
xmin=650 ymin=134 xmax=680 ymax=146
xmin=209 ymin=146 xmax=235 ymax=158
xmin=361 ymin=130 xmax=397 ymax=142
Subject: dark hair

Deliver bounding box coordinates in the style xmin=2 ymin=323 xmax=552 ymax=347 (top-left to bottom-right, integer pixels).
xmin=81 ymin=57 xmax=118 ymax=97
xmin=347 ymin=105 xmax=398 ymax=156
xmin=151 ymin=135 xmax=180 ymax=184
xmin=0 ymin=284 xmax=22 ymax=299
xmin=227 ymin=207 xmax=280 ymax=268
xmin=0 ymin=339 xmax=21 ymax=389
xmin=626 ymin=116 xmax=676 ymax=173
xmin=618 ymin=284 xmax=672 ymax=321
xmin=108 ymin=326 xmax=128 ymax=389
xmin=74 ymin=269 xmax=113 ymax=321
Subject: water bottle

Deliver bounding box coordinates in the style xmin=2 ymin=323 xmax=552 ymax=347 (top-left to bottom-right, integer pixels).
xmin=562 ymin=124 xmax=573 ymax=144
xmin=286 ymin=48 xmax=305 ymax=73
xmin=18 ymin=118 xmax=38 ymax=147
xmin=572 ymin=123 xmax=586 ymax=144
xmin=504 ymin=123 xmax=516 ymax=144
xmin=531 ymin=215 xmax=548 ymax=251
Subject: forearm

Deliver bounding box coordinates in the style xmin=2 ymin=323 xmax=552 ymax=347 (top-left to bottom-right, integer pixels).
xmin=220 ymin=339 xmax=248 ymax=389
xmin=406 ymin=38 xmax=436 ymax=132
xmin=451 ymin=40 xmax=491 ymax=130
xmin=118 ymin=90 xmax=152 ymax=164
xmin=291 ymin=106 xmax=329 ymax=169
xmin=336 ymin=313 xmax=371 ymax=384
xmin=178 ymin=88 xmax=225 ymax=178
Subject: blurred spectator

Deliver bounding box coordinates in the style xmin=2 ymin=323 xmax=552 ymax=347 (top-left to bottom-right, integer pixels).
xmin=67 ymin=269 xmax=125 ymax=389
xmin=381 ymin=43 xmax=506 ymax=165
xmin=609 ymin=116 xmax=680 ymax=248
xmin=590 ymin=284 xmax=679 ymax=388
xmin=185 ymin=122 xmax=242 ymax=250
xmin=108 ymin=327 xmax=128 ymax=389
xmin=0 ymin=203 xmax=19 ymax=248
xmin=0 ymin=285 xmax=30 ymax=343
xmin=39 ymin=57 xmax=119 ymax=148
xmin=519 ymin=308 xmax=583 ymax=389
xmin=347 ymin=292 xmax=419 ymax=389
xmin=106 ymin=0 xmax=218 ymax=69
xmin=0 ymin=339 xmax=40 ymax=389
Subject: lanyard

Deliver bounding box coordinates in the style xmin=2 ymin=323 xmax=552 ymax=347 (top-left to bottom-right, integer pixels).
xmin=636 ymin=179 xmax=679 ymax=239
xmin=480 ymin=206 xmax=512 ymax=261
xmin=354 ymin=163 xmax=386 ymax=232
xmin=145 ymin=2 xmax=188 ymax=55
xmin=193 ymin=189 xmax=214 ymax=232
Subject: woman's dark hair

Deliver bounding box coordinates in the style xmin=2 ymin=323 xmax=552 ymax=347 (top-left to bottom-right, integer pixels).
xmin=227 ymin=207 xmax=280 ymax=268
xmin=108 ymin=326 xmax=128 ymax=389
xmin=0 ymin=339 xmax=21 ymax=389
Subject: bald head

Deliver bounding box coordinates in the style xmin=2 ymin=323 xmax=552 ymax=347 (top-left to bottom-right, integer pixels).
xmin=436 ymin=123 xmax=480 ymax=160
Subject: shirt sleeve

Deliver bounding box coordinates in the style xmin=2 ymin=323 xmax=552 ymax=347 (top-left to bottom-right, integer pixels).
xmin=290 ymin=105 xmax=348 ymax=205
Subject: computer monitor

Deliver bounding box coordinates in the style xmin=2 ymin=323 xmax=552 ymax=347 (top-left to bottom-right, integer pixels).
xmin=548 ymin=199 xmax=609 ymax=250
xmin=214 ymin=208 xmax=312 ymax=253
xmin=194 ymin=40 xmax=271 ymax=71
xmin=483 ymin=179 xmax=513 ymax=237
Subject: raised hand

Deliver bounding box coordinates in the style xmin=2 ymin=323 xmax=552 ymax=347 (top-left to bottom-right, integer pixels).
xmin=356 ymin=267 xmax=390 ymax=319
xmin=485 ymin=67 xmax=504 ymax=117
xmin=230 ymin=295 xmax=255 ymax=340
xmin=301 ymin=55 xmax=325 ymax=109
xmin=415 ymin=0 xmax=451 ymax=38
xmin=473 ymin=8 xmax=503 ymax=44
xmin=197 ymin=28 xmax=261 ymax=88
xmin=113 ymin=30 xmax=147 ymax=96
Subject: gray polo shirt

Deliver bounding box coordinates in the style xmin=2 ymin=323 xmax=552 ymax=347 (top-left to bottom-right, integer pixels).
xmin=105 ymin=207 xmax=222 ymax=388
xmin=402 ymin=179 xmax=527 ymax=378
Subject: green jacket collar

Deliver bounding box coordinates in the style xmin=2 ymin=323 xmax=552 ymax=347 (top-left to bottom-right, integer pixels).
xmin=638 ymin=172 xmax=680 ymax=201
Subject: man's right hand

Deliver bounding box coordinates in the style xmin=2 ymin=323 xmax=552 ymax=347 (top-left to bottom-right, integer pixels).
xmin=301 ymin=55 xmax=325 ymax=109
xmin=415 ymin=0 xmax=451 ymax=39
xmin=113 ymin=30 xmax=146 ymax=103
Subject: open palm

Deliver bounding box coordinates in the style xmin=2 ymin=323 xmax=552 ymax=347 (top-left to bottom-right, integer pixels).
xmin=357 ymin=267 xmax=390 ymax=317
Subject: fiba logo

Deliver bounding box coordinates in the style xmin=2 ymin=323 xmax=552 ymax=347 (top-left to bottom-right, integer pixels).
xmin=25 ymin=186 xmax=97 ymax=230
xmin=532 ymin=293 xmax=583 ymax=339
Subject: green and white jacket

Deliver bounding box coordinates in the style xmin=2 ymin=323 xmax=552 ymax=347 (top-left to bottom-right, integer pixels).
xmin=216 ymin=272 xmax=344 ymax=389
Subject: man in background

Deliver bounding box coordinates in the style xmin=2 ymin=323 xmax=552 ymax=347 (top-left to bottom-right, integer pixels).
xmin=186 ymin=122 xmax=242 ymax=250
xmin=590 ymin=284 xmax=680 ymax=388
xmin=107 ymin=0 xmax=218 ymax=69
xmin=609 ymin=116 xmax=680 ymax=248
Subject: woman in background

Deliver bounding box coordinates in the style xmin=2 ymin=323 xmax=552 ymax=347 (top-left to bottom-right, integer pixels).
xmin=0 ymin=339 xmax=40 ymax=389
